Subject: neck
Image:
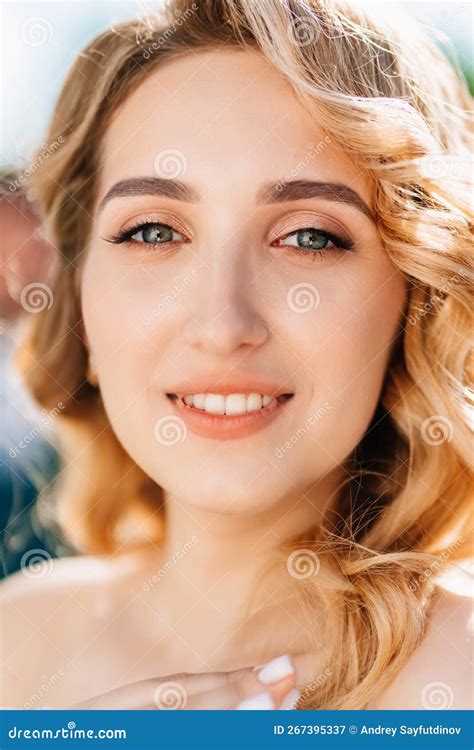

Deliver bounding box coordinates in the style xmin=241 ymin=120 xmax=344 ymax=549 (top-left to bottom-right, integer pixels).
xmin=162 ymin=481 xmax=335 ymax=574
xmin=136 ymin=472 xmax=341 ymax=671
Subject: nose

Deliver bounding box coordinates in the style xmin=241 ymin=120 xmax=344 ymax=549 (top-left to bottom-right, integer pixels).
xmin=181 ymin=260 xmax=269 ymax=356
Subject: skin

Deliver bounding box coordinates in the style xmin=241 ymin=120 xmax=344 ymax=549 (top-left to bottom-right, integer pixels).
xmin=84 ymin=50 xmax=406 ymax=524
xmin=0 ymin=197 xmax=58 ymax=322
xmin=0 ymin=50 xmax=471 ymax=710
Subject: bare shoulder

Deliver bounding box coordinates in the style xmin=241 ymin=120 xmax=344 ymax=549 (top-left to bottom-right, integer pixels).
xmin=0 ymin=552 xmax=143 ymax=707
xmin=369 ymin=585 xmax=473 ymax=709
xmin=0 ymin=552 xmax=133 ymax=629
xmin=0 ymin=551 xmax=136 ymax=601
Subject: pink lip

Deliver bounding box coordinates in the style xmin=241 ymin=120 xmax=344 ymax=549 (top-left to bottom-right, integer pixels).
xmin=167 ymin=393 xmax=294 ymax=440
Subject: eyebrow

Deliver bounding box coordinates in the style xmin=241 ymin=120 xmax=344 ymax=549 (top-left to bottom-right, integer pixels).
xmin=98 ymin=176 xmax=374 ymax=220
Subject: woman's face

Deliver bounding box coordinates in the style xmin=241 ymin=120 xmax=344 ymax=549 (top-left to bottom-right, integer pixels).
xmin=82 ymin=49 xmax=406 ymax=515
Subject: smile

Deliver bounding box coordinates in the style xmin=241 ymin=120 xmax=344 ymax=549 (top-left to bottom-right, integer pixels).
xmin=165 ymin=392 xmax=294 ymax=439
xmin=167 ymin=392 xmax=293 ymax=415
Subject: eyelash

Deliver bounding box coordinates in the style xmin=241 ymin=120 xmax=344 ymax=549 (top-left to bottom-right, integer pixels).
xmin=103 ymin=221 xmax=355 ymax=259
xmin=104 ymin=221 xmax=187 ymax=252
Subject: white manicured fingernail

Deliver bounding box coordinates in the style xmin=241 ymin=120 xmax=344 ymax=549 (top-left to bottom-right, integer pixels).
xmin=280 ymin=688 xmax=301 ymax=710
xmin=236 ymin=691 xmax=275 ymax=710
xmin=258 ymin=655 xmax=294 ymax=684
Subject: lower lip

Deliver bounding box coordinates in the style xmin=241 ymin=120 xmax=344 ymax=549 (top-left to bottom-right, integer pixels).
xmin=166 ymin=395 xmax=292 ymax=440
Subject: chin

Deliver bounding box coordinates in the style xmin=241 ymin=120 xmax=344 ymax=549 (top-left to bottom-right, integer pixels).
xmin=171 ymin=482 xmax=278 ymax=516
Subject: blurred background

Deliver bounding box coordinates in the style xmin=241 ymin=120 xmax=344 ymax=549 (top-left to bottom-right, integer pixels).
xmin=0 ymin=1 xmax=472 ymax=588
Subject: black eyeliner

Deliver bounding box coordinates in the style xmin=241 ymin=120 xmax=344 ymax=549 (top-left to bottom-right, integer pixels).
xmin=102 ymin=220 xmax=164 ymax=245
xmin=274 ymin=228 xmax=355 ymax=252
xmin=318 ymin=229 xmax=355 ymax=251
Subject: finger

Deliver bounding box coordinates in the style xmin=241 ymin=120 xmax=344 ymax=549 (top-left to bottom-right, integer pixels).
xmin=139 ymin=677 xmax=259 ymax=711
xmin=234 ymin=652 xmax=319 ymax=709
xmin=184 ymin=683 xmax=246 ymax=710
xmin=150 ymin=661 xmax=295 ymax=711
xmin=245 ymin=655 xmax=296 ymax=704
xmin=184 ymin=680 xmax=282 ymax=710
xmin=73 ymin=669 xmax=253 ymax=710
xmin=169 ymin=667 xmax=251 ymax=695
xmin=74 ymin=656 xmax=312 ymax=711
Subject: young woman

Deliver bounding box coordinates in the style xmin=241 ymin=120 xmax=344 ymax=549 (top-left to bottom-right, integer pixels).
xmin=1 ymin=0 xmax=472 ymax=710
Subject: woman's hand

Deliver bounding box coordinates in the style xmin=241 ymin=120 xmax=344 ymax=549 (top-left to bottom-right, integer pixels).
xmin=69 ymin=655 xmax=301 ymax=710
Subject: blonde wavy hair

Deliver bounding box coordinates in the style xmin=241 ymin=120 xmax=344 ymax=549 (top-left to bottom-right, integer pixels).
xmin=16 ymin=0 xmax=473 ymax=709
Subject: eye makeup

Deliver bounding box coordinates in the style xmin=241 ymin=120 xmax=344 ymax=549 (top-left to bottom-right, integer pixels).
xmin=104 ymin=220 xmax=188 ymax=249
xmin=101 ymin=208 xmax=356 ymax=261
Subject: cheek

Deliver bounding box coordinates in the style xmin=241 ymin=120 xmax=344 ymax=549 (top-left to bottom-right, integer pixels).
xmin=279 ymin=266 xmax=405 ymax=464
xmin=80 ymin=251 xmax=180 ymax=400
xmin=81 ymin=244 xmax=406 ymax=488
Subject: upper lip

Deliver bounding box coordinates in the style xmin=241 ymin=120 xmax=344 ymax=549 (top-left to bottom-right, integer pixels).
xmin=165 ymin=375 xmax=294 ymax=399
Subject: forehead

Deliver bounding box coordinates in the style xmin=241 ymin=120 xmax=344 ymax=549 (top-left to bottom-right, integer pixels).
xmin=99 ymin=49 xmax=371 ymax=204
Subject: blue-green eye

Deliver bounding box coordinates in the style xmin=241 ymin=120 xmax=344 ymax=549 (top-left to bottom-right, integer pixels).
xmin=105 ymin=221 xmax=186 ymax=248
xmin=274 ymin=227 xmax=354 ymax=253
xmin=134 ymin=224 xmax=178 ymax=244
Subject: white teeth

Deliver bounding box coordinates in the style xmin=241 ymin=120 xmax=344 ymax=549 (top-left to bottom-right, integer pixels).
xmin=246 ymin=393 xmax=262 ymax=412
xmin=179 ymin=392 xmax=277 ymax=416
xmin=204 ymin=393 xmax=226 ymax=414
xmin=193 ymin=393 xmax=206 ymax=409
xmin=225 ymin=394 xmax=247 ymax=415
